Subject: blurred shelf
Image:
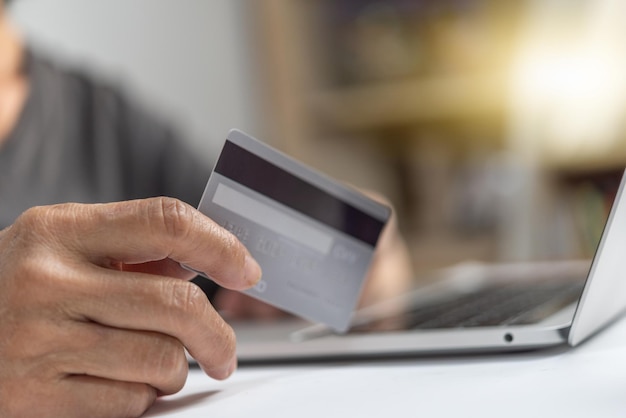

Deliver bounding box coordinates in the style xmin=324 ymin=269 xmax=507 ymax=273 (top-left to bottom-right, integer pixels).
xmin=311 ymin=73 xmax=508 ymax=133
xmin=541 ymin=143 xmax=626 ymax=173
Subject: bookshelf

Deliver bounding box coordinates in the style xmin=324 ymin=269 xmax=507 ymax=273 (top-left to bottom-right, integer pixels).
xmin=248 ymin=0 xmax=626 ymax=273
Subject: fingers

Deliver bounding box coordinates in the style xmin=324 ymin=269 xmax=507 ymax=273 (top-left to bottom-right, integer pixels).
xmin=19 ymin=198 xmax=261 ymax=290
xmin=6 ymin=315 xmax=189 ymax=395
xmin=65 ymin=265 xmax=238 ymax=380
xmin=2 ymin=377 xmax=155 ymax=418
xmin=2 ymin=314 xmax=185 ymax=417
xmin=59 ymin=376 xmax=157 ymax=418
xmin=357 ymin=198 xmax=414 ymax=309
xmin=5 ymin=376 xmax=155 ymax=418
xmin=62 ymin=323 xmax=189 ymax=396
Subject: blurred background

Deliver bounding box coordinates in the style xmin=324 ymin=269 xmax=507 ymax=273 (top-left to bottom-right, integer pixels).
xmin=9 ymin=0 xmax=626 ymax=279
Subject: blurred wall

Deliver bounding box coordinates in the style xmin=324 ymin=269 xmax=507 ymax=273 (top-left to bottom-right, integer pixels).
xmin=7 ymin=0 xmax=261 ymax=161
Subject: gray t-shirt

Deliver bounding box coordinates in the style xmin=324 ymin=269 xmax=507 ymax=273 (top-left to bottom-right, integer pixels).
xmin=0 ymin=49 xmax=218 ymax=296
xmin=0 ymin=49 xmax=212 ymax=229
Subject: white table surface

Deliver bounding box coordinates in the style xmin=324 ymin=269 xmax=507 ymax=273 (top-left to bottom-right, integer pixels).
xmin=145 ymin=317 xmax=626 ymax=418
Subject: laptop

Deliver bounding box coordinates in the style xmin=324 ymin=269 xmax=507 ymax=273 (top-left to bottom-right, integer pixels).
xmin=227 ymin=168 xmax=626 ymax=363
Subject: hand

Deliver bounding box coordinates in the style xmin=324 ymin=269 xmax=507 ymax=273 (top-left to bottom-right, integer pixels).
xmin=358 ymin=190 xmax=414 ymax=308
xmin=0 ymin=197 xmax=262 ymax=417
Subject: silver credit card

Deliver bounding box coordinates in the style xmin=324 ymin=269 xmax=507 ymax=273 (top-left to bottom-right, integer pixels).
xmin=195 ymin=129 xmax=390 ymax=332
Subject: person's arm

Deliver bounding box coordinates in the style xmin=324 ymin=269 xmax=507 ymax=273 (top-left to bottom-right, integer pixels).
xmin=0 ymin=197 xmax=261 ymax=417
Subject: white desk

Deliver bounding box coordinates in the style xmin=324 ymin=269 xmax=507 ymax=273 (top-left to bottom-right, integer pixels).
xmin=146 ymin=317 xmax=626 ymax=417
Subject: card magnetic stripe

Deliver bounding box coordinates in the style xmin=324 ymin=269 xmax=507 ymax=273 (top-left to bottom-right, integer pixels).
xmin=214 ymin=140 xmax=386 ymax=246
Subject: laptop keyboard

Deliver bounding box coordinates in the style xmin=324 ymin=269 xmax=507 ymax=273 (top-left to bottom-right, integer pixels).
xmin=351 ymin=280 xmax=585 ymax=333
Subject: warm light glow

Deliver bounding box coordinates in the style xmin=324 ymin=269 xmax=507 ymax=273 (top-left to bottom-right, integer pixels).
xmin=517 ymin=49 xmax=617 ymax=105
xmin=508 ymin=0 xmax=626 ymax=165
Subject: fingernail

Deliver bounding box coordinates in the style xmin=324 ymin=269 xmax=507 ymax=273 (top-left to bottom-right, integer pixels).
xmin=244 ymin=255 xmax=262 ymax=285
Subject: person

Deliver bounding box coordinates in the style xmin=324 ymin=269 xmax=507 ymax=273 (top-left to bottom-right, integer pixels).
xmin=0 ymin=3 xmax=413 ymax=417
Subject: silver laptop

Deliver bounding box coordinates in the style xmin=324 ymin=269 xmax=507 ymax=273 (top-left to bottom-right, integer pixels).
xmin=228 ymin=169 xmax=626 ymax=363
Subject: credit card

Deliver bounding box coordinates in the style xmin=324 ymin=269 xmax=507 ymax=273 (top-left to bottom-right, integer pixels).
xmin=194 ymin=129 xmax=390 ymax=332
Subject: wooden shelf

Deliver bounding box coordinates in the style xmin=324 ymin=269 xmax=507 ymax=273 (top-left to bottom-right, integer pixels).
xmin=540 ymin=142 xmax=626 ymax=172
xmin=311 ymin=74 xmax=508 ymax=133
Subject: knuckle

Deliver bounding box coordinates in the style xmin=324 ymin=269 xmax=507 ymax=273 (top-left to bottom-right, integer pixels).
xmin=11 ymin=204 xmax=89 ymax=255
xmin=155 ymin=197 xmax=194 ymax=241
xmin=222 ymin=323 xmax=237 ymax=356
xmin=211 ymin=320 xmax=237 ymax=365
xmin=167 ymin=280 xmax=208 ymax=321
xmin=151 ymin=337 xmax=188 ymax=394
xmin=10 ymin=206 xmax=47 ymax=243
xmin=218 ymin=228 xmax=241 ymax=259
xmin=156 ymin=336 xmax=184 ymax=369
xmin=17 ymin=204 xmax=75 ymax=234
xmin=14 ymin=205 xmax=47 ymax=226
xmin=198 ymin=320 xmax=236 ymax=378
xmin=3 ymin=249 xmax=64 ymax=305
xmin=203 ymin=224 xmax=246 ymax=276
xmin=164 ymin=281 xmax=236 ymax=374
xmin=124 ymin=384 xmax=157 ymax=418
